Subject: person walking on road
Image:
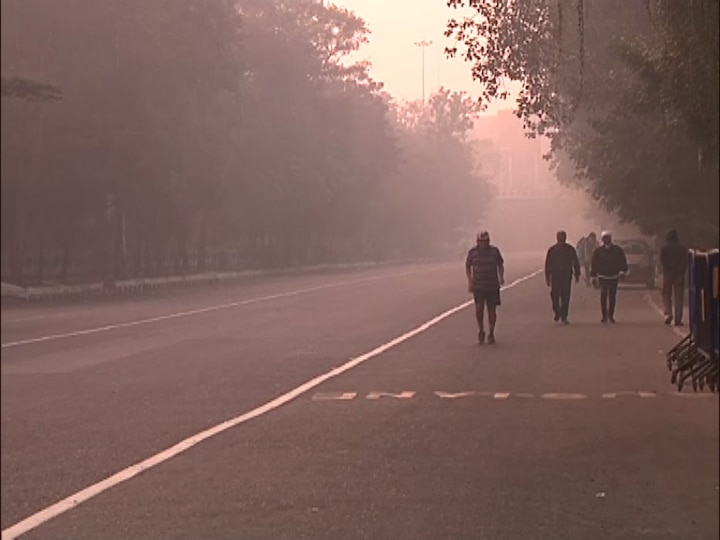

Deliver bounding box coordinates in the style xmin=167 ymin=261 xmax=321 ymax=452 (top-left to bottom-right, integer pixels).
xmin=545 ymin=230 xmax=581 ymax=324
xmin=660 ymin=228 xmax=687 ymax=326
xmin=590 ymin=231 xmax=628 ymax=323
xmin=466 ymin=230 xmax=505 ymax=344
xmin=576 ymin=235 xmax=586 ymax=265
xmin=580 ymin=231 xmax=598 ymax=285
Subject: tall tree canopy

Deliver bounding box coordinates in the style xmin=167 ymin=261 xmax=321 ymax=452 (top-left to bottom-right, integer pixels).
xmin=1 ymin=0 xmax=491 ymax=285
xmin=446 ymin=0 xmax=719 ymax=247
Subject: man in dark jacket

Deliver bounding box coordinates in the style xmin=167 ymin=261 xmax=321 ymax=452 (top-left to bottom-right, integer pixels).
xmin=660 ymin=228 xmax=687 ymax=326
xmin=545 ymin=230 xmax=581 ymax=323
xmin=590 ymin=230 xmax=629 ymax=323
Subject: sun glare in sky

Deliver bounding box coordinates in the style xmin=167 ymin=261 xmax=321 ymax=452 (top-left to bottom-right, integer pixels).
xmin=329 ymin=0 xmax=514 ymax=112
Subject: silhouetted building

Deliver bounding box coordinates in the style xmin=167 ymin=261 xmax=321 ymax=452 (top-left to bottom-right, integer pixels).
xmin=473 ymin=110 xmax=561 ymax=199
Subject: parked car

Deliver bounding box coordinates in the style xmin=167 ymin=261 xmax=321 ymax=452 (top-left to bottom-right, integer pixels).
xmin=616 ymin=238 xmax=656 ymax=288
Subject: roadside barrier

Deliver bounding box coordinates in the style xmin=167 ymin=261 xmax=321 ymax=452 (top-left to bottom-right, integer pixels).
xmin=666 ymin=249 xmax=719 ymax=392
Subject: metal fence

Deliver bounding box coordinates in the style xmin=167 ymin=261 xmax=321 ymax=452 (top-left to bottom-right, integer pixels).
xmin=666 ymin=249 xmax=719 ymax=392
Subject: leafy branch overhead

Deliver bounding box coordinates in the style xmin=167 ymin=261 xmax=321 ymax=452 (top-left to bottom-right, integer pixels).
xmin=445 ymin=0 xmax=719 ymax=246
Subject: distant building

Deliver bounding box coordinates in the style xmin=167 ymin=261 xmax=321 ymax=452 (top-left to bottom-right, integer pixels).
xmin=472 ymin=110 xmax=562 ymax=199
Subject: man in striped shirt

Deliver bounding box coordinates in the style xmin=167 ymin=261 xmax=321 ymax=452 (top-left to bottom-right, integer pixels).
xmin=465 ymin=230 xmax=505 ymax=344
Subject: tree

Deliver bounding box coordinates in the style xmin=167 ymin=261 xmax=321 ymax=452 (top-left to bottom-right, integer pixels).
xmin=368 ymin=89 xmax=493 ymax=257
xmin=445 ymin=0 xmax=719 ymax=246
xmin=1 ymin=0 xmax=497 ymax=285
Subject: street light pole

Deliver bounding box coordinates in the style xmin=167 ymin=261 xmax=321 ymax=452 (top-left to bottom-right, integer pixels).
xmin=414 ymin=39 xmax=432 ymax=105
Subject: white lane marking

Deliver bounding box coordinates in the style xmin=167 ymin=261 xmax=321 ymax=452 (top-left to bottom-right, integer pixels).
xmin=434 ymin=391 xmax=476 ymax=399
xmin=0 ymin=268 xmax=543 ymax=539
xmin=366 ymin=391 xmax=416 ymax=400
xmin=643 ymin=292 xmax=686 ymax=338
xmin=602 ymin=391 xmax=657 ymax=399
xmin=1 ymin=267 xmax=447 ymax=349
xmin=0 ymin=269 xmax=419 ymax=325
xmin=311 ymin=392 xmax=357 ymax=401
xmin=541 ymin=393 xmax=587 ymax=400
xmin=493 ymin=392 xmax=510 ymax=400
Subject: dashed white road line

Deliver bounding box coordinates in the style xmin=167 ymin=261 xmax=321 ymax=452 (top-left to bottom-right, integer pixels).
xmin=366 ymin=391 xmax=416 ymax=400
xmin=312 ymin=392 xmax=357 ymax=401
xmin=434 ymin=391 xmax=476 ymax=399
xmin=541 ymin=392 xmax=587 ymax=400
xmin=0 ymin=269 xmax=543 ymax=540
xmin=1 ymin=267 xmax=448 ymax=349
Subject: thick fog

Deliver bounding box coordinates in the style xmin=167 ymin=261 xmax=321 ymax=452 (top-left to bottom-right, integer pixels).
xmin=1 ymin=0 xmax=717 ymax=288
xmin=466 ymin=111 xmax=644 ymax=255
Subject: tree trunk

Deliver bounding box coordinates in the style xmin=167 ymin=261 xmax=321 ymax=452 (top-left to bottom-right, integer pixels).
xmin=132 ymin=233 xmax=143 ymax=278
xmin=8 ymin=219 xmax=25 ymax=286
xmin=142 ymin=238 xmax=151 ymax=277
xmin=197 ymin=210 xmax=210 ymax=273
xmin=113 ymin=207 xmax=126 ymax=280
xmin=36 ymin=231 xmax=45 ymax=284
xmin=175 ymin=229 xmax=188 ymax=275
xmin=3 ymin=197 xmax=25 ymax=286
xmin=154 ymin=243 xmax=162 ymax=276
xmin=102 ymin=194 xmax=116 ymax=288
xmin=173 ymin=236 xmax=181 ymax=275
xmin=181 ymin=234 xmax=188 ymax=274
xmin=61 ymin=243 xmax=70 ymax=282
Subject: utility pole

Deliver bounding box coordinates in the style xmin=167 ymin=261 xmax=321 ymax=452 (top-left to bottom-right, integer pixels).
xmin=414 ymin=40 xmax=432 ymax=105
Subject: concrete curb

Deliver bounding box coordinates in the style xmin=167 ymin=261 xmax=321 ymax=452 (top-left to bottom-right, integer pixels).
xmin=1 ymin=258 xmax=435 ymax=304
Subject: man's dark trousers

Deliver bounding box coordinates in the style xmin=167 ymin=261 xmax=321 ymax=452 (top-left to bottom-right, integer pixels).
xmin=600 ymin=278 xmax=619 ymax=319
xmin=550 ymin=275 xmax=572 ymax=320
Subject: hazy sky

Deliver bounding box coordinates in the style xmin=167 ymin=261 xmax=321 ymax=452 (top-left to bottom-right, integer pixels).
xmin=329 ymin=0 xmax=513 ymax=112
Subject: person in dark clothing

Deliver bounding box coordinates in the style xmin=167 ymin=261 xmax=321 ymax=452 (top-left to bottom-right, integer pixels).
xmin=581 ymin=232 xmax=598 ymax=285
xmin=545 ymin=230 xmax=581 ymax=324
xmin=466 ymin=230 xmax=505 ymax=344
xmin=660 ymin=228 xmax=687 ymax=326
xmin=576 ymin=235 xmax=586 ymax=267
xmin=590 ymin=230 xmax=628 ymax=323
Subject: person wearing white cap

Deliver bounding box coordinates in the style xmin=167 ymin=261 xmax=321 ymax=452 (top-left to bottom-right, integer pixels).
xmin=590 ymin=230 xmax=628 ymax=323
xmin=465 ymin=230 xmax=505 ymax=344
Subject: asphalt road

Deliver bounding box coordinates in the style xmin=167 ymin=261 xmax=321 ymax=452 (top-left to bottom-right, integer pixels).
xmin=1 ymin=253 xmax=718 ymax=540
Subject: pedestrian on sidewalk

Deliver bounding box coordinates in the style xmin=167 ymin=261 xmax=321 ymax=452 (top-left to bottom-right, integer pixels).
xmin=590 ymin=231 xmax=628 ymax=323
xmin=544 ymin=230 xmax=581 ymax=324
xmin=466 ymin=230 xmax=505 ymax=344
xmin=660 ymin=228 xmax=687 ymax=326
